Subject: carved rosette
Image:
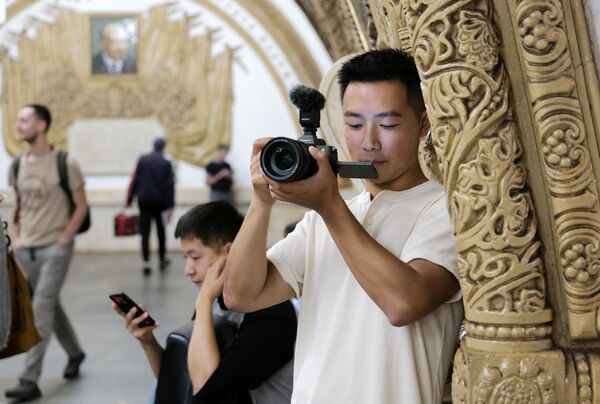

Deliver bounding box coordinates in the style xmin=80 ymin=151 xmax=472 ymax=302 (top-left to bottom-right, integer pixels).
xmin=453 ymin=348 xmax=569 ymax=403
xmin=473 ymin=358 xmax=556 ymax=403
xmin=370 ymin=0 xmax=554 ymax=346
xmin=506 ymin=0 xmax=600 ymax=340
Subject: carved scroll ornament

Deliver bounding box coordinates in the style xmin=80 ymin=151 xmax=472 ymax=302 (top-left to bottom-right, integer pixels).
xmin=370 ymin=0 xmax=553 ymax=349
xmin=503 ymin=0 xmax=600 ymax=341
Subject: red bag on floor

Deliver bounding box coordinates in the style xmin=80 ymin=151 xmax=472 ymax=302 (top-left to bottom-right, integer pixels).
xmin=114 ymin=212 xmax=139 ymax=236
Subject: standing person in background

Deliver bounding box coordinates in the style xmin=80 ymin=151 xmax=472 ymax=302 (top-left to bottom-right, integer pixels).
xmin=5 ymin=104 xmax=88 ymax=402
xmin=205 ymin=144 xmax=234 ymax=202
xmin=127 ymin=137 xmax=175 ymax=276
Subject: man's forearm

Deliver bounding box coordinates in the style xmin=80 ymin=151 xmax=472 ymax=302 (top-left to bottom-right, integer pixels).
xmin=223 ymin=197 xmax=272 ymax=309
xmin=205 ymin=171 xmax=226 ymax=186
xmin=61 ymin=203 xmax=87 ymax=241
xmin=188 ymin=294 xmax=219 ymax=395
xmin=140 ymin=337 xmax=164 ymax=378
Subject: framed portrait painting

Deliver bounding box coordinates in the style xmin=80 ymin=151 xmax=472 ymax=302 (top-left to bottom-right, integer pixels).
xmin=90 ymin=16 xmax=138 ymax=75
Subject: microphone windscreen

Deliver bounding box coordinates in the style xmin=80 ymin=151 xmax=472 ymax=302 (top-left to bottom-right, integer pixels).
xmin=289 ymin=85 xmax=326 ymax=111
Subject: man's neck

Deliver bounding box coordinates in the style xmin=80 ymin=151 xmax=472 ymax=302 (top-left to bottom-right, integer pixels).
xmin=27 ymin=135 xmax=52 ymax=158
xmin=364 ymin=172 xmax=429 ymax=199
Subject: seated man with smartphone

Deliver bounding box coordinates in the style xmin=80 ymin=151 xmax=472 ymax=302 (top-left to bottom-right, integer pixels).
xmin=111 ymin=201 xmax=297 ymax=403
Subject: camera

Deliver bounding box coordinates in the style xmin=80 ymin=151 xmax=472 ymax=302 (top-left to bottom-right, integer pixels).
xmin=260 ymin=85 xmax=378 ymax=183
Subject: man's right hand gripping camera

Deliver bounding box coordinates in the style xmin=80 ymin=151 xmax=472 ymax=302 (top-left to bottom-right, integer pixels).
xmin=259 ymin=85 xmax=378 ymax=182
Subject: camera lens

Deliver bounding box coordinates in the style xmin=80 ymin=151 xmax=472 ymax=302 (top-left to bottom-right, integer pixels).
xmin=272 ymin=147 xmax=295 ymax=172
xmin=260 ymin=137 xmax=317 ymax=182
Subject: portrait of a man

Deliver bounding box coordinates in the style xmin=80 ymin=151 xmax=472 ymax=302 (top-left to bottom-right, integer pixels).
xmin=91 ymin=17 xmax=137 ymax=75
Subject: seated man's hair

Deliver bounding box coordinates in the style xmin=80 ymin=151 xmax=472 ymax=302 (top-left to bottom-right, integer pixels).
xmin=174 ymin=201 xmax=243 ymax=247
xmin=337 ymin=48 xmax=425 ymax=114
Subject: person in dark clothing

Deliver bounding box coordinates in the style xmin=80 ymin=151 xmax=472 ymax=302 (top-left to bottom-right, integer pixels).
xmin=206 ymin=144 xmax=233 ymax=202
xmin=127 ymin=137 xmax=175 ymax=275
xmin=112 ymin=202 xmax=296 ymax=404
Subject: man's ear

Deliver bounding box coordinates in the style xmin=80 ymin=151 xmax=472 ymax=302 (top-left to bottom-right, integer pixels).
xmin=36 ymin=120 xmax=47 ymax=135
xmin=220 ymin=241 xmax=233 ymax=256
xmin=419 ymin=112 xmax=430 ymax=138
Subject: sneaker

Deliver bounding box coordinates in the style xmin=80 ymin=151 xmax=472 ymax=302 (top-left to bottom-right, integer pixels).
xmin=143 ymin=266 xmax=151 ymax=276
xmin=5 ymin=379 xmax=41 ymax=401
xmin=64 ymin=352 xmax=86 ymax=379
xmin=159 ymin=258 xmax=170 ymax=271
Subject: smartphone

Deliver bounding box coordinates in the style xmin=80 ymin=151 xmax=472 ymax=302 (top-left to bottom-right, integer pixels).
xmin=109 ymin=292 xmax=156 ymax=327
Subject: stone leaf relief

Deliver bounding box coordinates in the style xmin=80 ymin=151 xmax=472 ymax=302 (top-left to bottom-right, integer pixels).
xmin=403 ymin=0 xmax=549 ymax=318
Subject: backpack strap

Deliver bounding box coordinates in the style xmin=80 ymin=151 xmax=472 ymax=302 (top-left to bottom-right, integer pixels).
xmin=11 ymin=154 xmax=22 ymax=224
xmin=56 ymin=150 xmax=75 ymax=213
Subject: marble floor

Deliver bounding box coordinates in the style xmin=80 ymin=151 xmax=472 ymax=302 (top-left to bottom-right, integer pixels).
xmin=0 ymin=252 xmax=197 ymax=404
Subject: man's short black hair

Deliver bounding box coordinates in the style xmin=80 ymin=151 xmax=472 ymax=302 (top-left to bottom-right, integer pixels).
xmin=153 ymin=137 xmax=166 ymax=151
xmin=24 ymin=104 xmax=52 ymax=132
xmin=174 ymin=201 xmax=243 ymax=247
xmin=337 ymin=48 xmax=425 ymax=115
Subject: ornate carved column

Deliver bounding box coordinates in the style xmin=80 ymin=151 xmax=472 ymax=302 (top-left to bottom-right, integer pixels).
xmin=368 ymin=0 xmax=600 ymax=402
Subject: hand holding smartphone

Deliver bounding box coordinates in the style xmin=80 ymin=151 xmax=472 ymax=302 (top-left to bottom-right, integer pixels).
xmin=109 ymin=292 xmax=156 ymax=327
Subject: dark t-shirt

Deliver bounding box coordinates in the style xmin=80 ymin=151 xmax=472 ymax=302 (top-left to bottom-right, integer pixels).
xmin=193 ymin=300 xmax=297 ymax=404
xmin=127 ymin=151 xmax=174 ymax=209
xmin=206 ymin=161 xmax=233 ymax=192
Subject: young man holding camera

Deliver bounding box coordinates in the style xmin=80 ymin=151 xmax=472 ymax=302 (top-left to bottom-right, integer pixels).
xmin=224 ymin=49 xmax=463 ymax=404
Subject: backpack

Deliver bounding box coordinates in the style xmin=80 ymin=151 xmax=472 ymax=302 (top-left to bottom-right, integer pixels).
xmin=11 ymin=150 xmax=91 ymax=234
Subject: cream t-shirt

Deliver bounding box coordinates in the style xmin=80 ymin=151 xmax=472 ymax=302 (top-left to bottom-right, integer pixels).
xmin=9 ymin=150 xmax=84 ymax=247
xmin=267 ymin=180 xmax=463 ymax=404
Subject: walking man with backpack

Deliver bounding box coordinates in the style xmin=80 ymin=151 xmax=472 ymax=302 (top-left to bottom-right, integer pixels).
xmin=5 ymin=104 xmax=88 ymax=402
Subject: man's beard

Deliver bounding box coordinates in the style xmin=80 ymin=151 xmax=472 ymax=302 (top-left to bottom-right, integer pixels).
xmin=20 ymin=131 xmax=39 ymax=144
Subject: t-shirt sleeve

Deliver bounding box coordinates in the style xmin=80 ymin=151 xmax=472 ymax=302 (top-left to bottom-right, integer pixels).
xmin=266 ymin=211 xmax=312 ymax=297
xmin=193 ymin=301 xmax=297 ymax=401
xmin=401 ymin=196 xmax=461 ymax=302
xmin=205 ymin=162 xmax=217 ymax=175
xmin=66 ymin=156 xmax=85 ymax=192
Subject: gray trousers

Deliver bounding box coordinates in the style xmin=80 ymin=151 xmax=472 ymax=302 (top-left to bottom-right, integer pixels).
xmin=14 ymin=242 xmax=83 ymax=382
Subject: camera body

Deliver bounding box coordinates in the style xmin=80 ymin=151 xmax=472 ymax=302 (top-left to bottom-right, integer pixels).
xmin=260 ymin=133 xmax=338 ymax=183
xmin=260 ymin=85 xmax=377 ymax=183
